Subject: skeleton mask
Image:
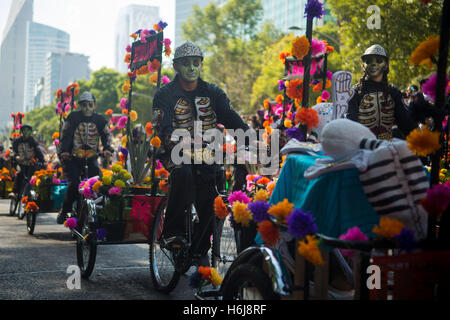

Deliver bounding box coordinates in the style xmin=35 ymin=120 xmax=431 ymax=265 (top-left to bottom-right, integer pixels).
xmin=80 ymin=101 xmax=96 ymax=117
xmin=175 ymin=57 xmax=203 ymax=83
xmin=362 ymin=55 xmax=387 ymax=79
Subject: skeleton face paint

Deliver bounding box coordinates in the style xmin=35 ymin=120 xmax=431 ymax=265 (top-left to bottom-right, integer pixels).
xmin=80 ymin=101 xmax=96 ymax=117
xmin=363 ymin=55 xmax=387 ymax=79
xmin=176 ymin=57 xmax=202 ymax=83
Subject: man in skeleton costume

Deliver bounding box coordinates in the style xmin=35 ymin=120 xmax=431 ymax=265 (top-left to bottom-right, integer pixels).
xmin=56 ymin=91 xmax=113 ymax=224
xmin=347 ymin=45 xmax=416 ymax=140
xmin=10 ymin=124 xmax=45 ymax=198
xmin=153 ymin=42 xmax=250 ymax=266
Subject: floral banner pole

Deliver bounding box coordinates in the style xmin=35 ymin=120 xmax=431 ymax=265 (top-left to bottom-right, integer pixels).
xmin=122 ymin=22 xmax=170 ymax=188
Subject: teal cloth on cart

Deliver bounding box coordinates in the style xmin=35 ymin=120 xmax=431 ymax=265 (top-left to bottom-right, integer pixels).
xmin=50 ymin=184 xmax=68 ymax=209
xmin=269 ymin=154 xmax=380 ymax=238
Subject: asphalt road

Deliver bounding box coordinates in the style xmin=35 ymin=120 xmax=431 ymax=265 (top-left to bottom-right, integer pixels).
xmin=0 ymin=199 xmax=195 ymax=300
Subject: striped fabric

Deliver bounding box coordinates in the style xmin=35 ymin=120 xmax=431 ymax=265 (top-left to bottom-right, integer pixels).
xmin=359 ymin=138 xmax=429 ymax=239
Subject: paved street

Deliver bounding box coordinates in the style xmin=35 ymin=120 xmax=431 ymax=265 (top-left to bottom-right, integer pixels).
xmin=0 ymin=199 xmax=194 ymax=300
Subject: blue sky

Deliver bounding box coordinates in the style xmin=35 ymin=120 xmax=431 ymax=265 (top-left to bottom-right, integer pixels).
xmin=0 ymin=0 xmax=175 ymax=71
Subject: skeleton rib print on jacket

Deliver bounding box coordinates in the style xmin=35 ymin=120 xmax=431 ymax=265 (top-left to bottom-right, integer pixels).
xmin=60 ymin=110 xmax=113 ymax=158
xmin=347 ymin=79 xmax=416 ymax=140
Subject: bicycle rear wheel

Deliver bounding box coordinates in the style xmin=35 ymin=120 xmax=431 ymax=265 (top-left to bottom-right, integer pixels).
xmin=211 ymin=216 xmax=238 ymax=278
xmin=26 ymin=211 xmax=37 ymax=235
xmin=76 ymin=200 xmax=97 ymax=279
xmin=149 ymin=204 xmax=180 ymax=293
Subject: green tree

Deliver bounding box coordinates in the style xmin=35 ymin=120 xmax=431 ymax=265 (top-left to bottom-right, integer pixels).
xmin=326 ymin=0 xmax=444 ymax=89
xmin=181 ymin=0 xmax=284 ymax=114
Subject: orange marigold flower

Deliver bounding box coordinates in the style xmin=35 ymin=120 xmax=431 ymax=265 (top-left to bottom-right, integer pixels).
xmin=292 ymin=36 xmax=310 ymax=60
xmin=372 ymin=217 xmax=404 ymax=238
xmin=151 ymin=136 xmax=162 ymax=148
xmin=158 ymin=180 xmax=169 ymax=193
xmin=52 ymin=132 xmax=60 ymax=140
xmin=295 ymin=107 xmax=319 ymax=131
xmin=145 ymin=122 xmax=153 ymax=136
xmin=268 ymin=198 xmax=294 ymax=223
xmin=406 ymin=127 xmax=441 ymax=157
xmin=256 ymin=177 xmax=271 ymax=185
xmin=298 ymin=235 xmax=324 ymax=266
xmin=124 ymin=53 xmax=132 ymax=64
xmin=410 ymin=36 xmax=440 ymax=68
xmin=129 ymin=110 xmax=138 ymax=121
xmin=263 ymin=98 xmax=270 ymax=110
xmin=258 ymin=220 xmax=281 ymax=246
xmin=286 ymin=78 xmax=303 ymax=100
xmin=276 ymin=94 xmax=284 ymax=105
xmin=214 ymin=196 xmax=229 ymax=219
xmin=105 ymin=109 xmax=113 ymax=115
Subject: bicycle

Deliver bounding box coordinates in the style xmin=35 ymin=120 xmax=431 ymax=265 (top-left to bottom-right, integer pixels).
xmin=149 ymin=145 xmax=240 ymax=294
xmin=9 ymin=160 xmax=42 ymax=232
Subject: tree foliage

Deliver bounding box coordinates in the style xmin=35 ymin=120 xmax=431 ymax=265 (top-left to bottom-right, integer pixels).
xmin=326 ymin=0 xmax=444 ymax=88
xmin=181 ymin=0 xmax=285 ymax=114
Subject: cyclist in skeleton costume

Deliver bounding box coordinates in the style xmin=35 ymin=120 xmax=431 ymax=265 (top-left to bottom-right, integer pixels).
xmin=153 ymin=42 xmax=250 ymax=266
xmin=56 ymin=91 xmax=113 ymax=224
xmin=9 ymin=124 xmax=45 ymax=199
xmin=348 ymin=45 xmax=417 ymax=140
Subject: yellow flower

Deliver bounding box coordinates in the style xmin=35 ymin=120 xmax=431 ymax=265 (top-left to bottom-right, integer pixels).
xmin=102 ymin=169 xmax=113 ymax=177
xmin=292 ymin=36 xmax=310 ymax=60
xmin=254 ymin=189 xmax=269 ymax=202
xmin=232 ymin=201 xmax=253 ymax=227
xmin=406 ymin=127 xmax=441 ymax=157
xmin=129 ymin=110 xmax=138 ymax=121
xmin=210 ymin=268 xmax=223 ymax=287
xmin=439 ymin=173 xmax=445 ymax=181
xmin=124 ymin=173 xmax=132 ymax=180
xmin=143 ymin=176 xmax=151 ymax=183
xmin=92 ymin=181 xmax=102 ymax=193
xmin=112 ymin=164 xmax=122 ymax=173
xmin=441 ymin=169 xmax=447 ymax=174
xmin=36 ymin=179 xmax=41 ymax=187
xmin=372 ymin=217 xmax=404 ymax=238
xmin=268 ymin=198 xmax=294 ymax=223
xmin=122 ymin=81 xmax=131 ymax=93
xmin=409 ymin=36 xmax=440 ymax=68
xmin=114 ymin=179 xmax=126 ymax=188
xmin=102 ymin=175 xmax=112 ymax=186
xmin=284 ymin=119 xmax=292 ymax=128
xmin=298 ymin=235 xmax=324 ymax=266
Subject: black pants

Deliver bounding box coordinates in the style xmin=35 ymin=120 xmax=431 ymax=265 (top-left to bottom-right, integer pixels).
xmin=162 ymin=164 xmax=218 ymax=256
xmin=61 ymin=157 xmax=100 ymax=214
xmin=13 ymin=165 xmax=34 ymax=194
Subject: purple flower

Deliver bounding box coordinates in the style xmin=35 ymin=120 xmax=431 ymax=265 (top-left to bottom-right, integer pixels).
xmin=120 ymin=147 xmax=128 ymax=157
xmin=253 ymin=175 xmax=262 ymax=183
xmin=96 ymin=228 xmax=107 ymax=241
xmin=158 ymin=21 xmax=168 ymax=30
xmin=304 ymin=0 xmax=326 ymax=20
xmin=286 ymin=127 xmax=305 ymax=141
xmin=394 ymin=228 xmax=418 ymax=252
xmin=134 ymin=29 xmax=142 ymax=35
xmin=311 ymin=79 xmax=320 ymax=85
xmin=287 ymin=209 xmax=318 ymax=239
xmin=248 ymin=201 xmax=271 ymax=223
xmin=278 ymin=80 xmax=286 ymax=91
xmin=149 ymin=30 xmax=156 ymax=35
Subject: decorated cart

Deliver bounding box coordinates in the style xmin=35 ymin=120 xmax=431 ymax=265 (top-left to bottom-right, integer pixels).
xmin=65 ymin=21 xmax=173 ymax=279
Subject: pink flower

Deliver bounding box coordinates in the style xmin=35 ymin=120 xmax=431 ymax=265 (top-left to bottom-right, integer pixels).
xmin=311 ymin=38 xmax=326 ymax=57
xmin=228 ymin=191 xmax=251 ymax=205
xmin=53 ymin=139 xmax=60 ymax=146
xmin=64 ymin=218 xmax=77 ymax=229
xmin=30 ymin=177 xmax=37 ymax=185
xmin=82 ymin=187 xmax=93 ymax=199
xmin=109 ymin=187 xmax=122 ymax=195
xmin=321 ymin=90 xmax=330 ymax=100
xmin=422 ymin=73 xmax=450 ymax=102
xmin=17 ymin=124 xmax=22 ymax=130
xmin=339 ymin=226 xmax=368 ymax=257
xmin=126 ymin=45 xmax=132 ymax=53
xmin=327 ymin=70 xmax=333 ymax=80
xmin=162 ymin=38 xmax=171 ymax=46
xmin=117 ymin=116 xmax=128 ymax=129
xmin=161 ymin=76 xmax=171 ymax=84
xmin=120 ymin=98 xmax=128 ymax=109
xmin=65 ymin=104 xmax=70 ymax=113
xmin=156 ymin=160 xmax=163 ymax=170
xmin=52 ymin=178 xmax=61 ymax=185
xmin=57 ymin=101 xmax=62 ymax=109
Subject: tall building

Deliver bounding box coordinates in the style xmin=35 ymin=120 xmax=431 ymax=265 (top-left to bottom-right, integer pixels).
xmin=34 ymin=77 xmax=45 ymax=109
xmin=114 ymin=5 xmax=160 ymax=74
xmin=24 ymin=22 xmax=70 ymax=112
xmin=0 ymin=0 xmax=33 ymax=128
xmin=175 ymin=0 xmax=219 ymax=49
xmin=43 ymin=51 xmax=90 ymax=106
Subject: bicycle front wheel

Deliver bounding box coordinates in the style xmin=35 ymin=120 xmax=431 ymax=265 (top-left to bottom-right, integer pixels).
xmin=211 ymin=216 xmax=238 ymax=278
xmin=149 ymin=204 xmax=180 ymax=293
xmin=9 ymin=197 xmax=18 ymax=216
xmin=26 ymin=211 xmax=37 ymax=235
xmin=76 ymin=200 xmax=97 ymax=279
xmin=17 ymin=199 xmax=24 ymax=220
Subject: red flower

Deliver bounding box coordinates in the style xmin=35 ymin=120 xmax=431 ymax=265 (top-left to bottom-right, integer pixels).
xmin=257 ymin=220 xmax=281 ymax=246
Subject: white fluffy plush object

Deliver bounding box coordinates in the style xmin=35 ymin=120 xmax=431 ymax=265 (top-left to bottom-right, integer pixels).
xmin=320 ymin=119 xmax=376 ymax=160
